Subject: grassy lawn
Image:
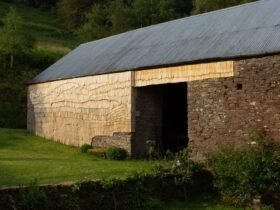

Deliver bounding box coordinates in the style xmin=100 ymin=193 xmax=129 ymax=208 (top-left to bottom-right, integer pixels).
xmin=0 ymin=128 xmax=162 ymax=187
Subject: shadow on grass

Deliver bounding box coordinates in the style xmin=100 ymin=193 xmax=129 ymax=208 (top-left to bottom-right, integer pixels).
xmin=0 ymin=129 xmax=33 ymax=148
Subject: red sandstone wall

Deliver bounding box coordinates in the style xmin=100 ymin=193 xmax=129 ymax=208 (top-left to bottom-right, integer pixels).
xmin=188 ymin=55 xmax=280 ymax=160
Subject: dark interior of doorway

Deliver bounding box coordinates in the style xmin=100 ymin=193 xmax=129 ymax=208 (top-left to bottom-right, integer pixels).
xmin=161 ymin=83 xmax=188 ymax=153
xmin=133 ymin=82 xmax=188 ymax=156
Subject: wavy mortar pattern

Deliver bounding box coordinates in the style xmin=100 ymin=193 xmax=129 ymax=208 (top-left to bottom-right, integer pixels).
xmin=27 ymin=72 xmax=133 ymax=150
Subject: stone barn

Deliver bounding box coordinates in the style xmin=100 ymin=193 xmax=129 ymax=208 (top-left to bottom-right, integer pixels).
xmin=28 ymin=0 xmax=280 ymax=159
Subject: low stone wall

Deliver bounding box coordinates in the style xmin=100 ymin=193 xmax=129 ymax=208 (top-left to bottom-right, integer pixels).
xmin=91 ymin=132 xmax=132 ymax=153
xmin=0 ymin=173 xmax=211 ymax=210
xmin=188 ymin=54 xmax=280 ymax=160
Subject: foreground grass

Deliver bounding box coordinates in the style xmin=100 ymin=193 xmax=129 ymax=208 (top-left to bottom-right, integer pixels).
xmin=0 ymin=129 xmax=162 ymax=187
xmin=160 ymin=201 xmax=244 ymax=210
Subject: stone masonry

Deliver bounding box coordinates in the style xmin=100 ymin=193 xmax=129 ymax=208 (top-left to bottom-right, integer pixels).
xmin=188 ymin=55 xmax=280 ymax=160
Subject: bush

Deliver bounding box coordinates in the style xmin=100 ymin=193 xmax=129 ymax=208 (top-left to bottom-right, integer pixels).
xmin=19 ymin=179 xmax=48 ymax=210
xmin=208 ymin=132 xmax=280 ymax=206
xmin=80 ymin=144 xmax=91 ymax=153
xmin=105 ymin=147 xmax=128 ymax=160
xmin=170 ymin=148 xmax=206 ymax=200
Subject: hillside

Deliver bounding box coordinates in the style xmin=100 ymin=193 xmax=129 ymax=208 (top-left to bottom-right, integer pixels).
xmin=0 ymin=1 xmax=80 ymax=129
xmin=0 ymin=1 xmax=79 ymax=52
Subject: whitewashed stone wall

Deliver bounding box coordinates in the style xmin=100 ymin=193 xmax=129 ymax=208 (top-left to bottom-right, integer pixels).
xmin=27 ymin=72 xmax=133 ymax=148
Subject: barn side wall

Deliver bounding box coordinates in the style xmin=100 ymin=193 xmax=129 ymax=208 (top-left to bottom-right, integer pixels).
xmin=27 ymin=72 xmax=133 ymax=151
xmin=188 ymin=55 xmax=280 ymax=160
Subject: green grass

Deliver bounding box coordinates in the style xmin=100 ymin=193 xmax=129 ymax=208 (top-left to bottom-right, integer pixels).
xmin=0 ymin=128 xmax=162 ymax=187
xmin=0 ymin=1 xmax=79 ymax=50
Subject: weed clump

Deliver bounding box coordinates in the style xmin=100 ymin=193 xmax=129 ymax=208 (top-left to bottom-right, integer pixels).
xmin=105 ymin=147 xmax=128 ymax=160
xmin=80 ymin=144 xmax=91 ymax=153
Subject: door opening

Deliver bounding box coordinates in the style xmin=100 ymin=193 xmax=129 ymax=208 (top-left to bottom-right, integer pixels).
xmin=133 ymin=82 xmax=188 ymax=156
xmin=162 ymin=83 xmax=188 ymax=152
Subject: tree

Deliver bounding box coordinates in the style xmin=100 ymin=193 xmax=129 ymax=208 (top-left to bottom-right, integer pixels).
xmin=78 ymin=0 xmax=191 ymax=42
xmin=192 ymin=0 xmax=257 ymax=14
xmin=174 ymin=0 xmax=193 ymax=16
xmin=23 ymin=0 xmax=58 ymax=9
xmin=56 ymin=0 xmax=94 ymax=30
xmin=110 ymin=0 xmax=135 ymax=35
xmin=77 ymin=4 xmax=112 ymax=42
xmin=0 ymin=7 xmax=34 ymax=68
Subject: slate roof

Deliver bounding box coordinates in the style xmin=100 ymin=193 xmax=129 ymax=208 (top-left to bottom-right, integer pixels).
xmin=29 ymin=0 xmax=280 ymax=84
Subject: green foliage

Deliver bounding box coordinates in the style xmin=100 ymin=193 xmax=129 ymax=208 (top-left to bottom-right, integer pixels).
xmin=56 ymin=0 xmax=94 ymax=31
xmin=80 ymin=144 xmax=92 ymax=153
xmin=171 ymin=148 xmax=204 ymax=200
xmin=0 ymin=7 xmax=34 ymax=68
xmin=28 ymin=48 xmax=66 ymax=68
xmin=77 ymin=3 xmax=112 ymax=42
xmin=105 ymin=147 xmax=128 ymax=160
xmin=18 ymin=179 xmax=48 ymax=209
xmin=146 ymin=140 xmax=158 ymax=159
xmin=172 ymin=148 xmax=203 ymax=186
xmin=87 ymin=147 xmax=107 ymax=157
xmin=132 ymin=0 xmax=178 ymax=27
xmin=0 ymin=48 xmax=64 ymax=129
xmin=0 ymin=67 xmax=38 ymax=128
xmin=77 ymin=0 xmax=193 ymax=42
xmin=0 ymin=1 xmax=78 ymax=48
xmin=157 ymin=200 xmax=246 ymax=210
xmin=0 ymin=1 xmax=77 ymax=129
xmin=208 ymin=132 xmax=280 ymax=206
xmin=23 ymin=0 xmax=58 ymax=9
xmin=164 ymin=149 xmax=176 ymax=160
xmin=192 ymin=0 xmax=256 ymax=14
xmin=109 ymin=0 xmax=135 ymax=35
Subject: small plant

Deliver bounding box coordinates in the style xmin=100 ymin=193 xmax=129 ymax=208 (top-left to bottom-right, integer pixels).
xmin=105 ymin=147 xmax=128 ymax=160
xmin=80 ymin=144 xmax=91 ymax=153
xmin=171 ymin=148 xmax=204 ymax=200
xmin=146 ymin=140 xmax=158 ymax=159
xmin=164 ymin=149 xmax=175 ymax=160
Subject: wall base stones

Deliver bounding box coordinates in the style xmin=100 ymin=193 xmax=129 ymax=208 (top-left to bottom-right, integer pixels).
xmin=91 ymin=132 xmax=132 ymax=153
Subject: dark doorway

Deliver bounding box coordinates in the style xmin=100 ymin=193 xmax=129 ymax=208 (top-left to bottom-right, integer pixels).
xmin=133 ymin=82 xmax=188 ymax=156
xmin=161 ymin=83 xmax=188 ymax=152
